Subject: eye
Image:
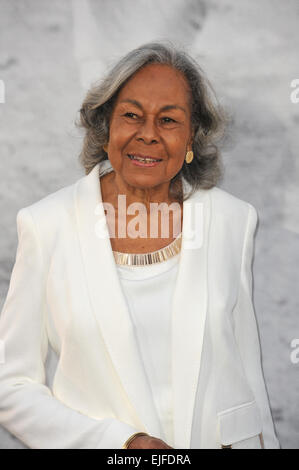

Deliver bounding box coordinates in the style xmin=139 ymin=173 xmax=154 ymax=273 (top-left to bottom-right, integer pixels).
xmin=123 ymin=112 xmax=138 ymax=119
xmin=161 ymin=117 xmax=176 ymax=123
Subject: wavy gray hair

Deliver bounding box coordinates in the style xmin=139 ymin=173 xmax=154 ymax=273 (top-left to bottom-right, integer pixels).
xmin=78 ymin=41 xmax=227 ymax=202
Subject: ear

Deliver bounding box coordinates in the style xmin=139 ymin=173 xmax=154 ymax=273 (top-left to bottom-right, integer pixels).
xmin=188 ymin=138 xmax=193 ymax=152
xmin=188 ymin=130 xmax=194 ymax=150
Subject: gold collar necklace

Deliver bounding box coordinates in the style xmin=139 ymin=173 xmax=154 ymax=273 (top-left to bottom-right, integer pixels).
xmin=113 ymin=233 xmax=182 ymax=266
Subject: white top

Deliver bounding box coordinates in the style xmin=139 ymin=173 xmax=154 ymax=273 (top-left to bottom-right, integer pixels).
xmin=116 ymin=252 xmax=180 ymax=445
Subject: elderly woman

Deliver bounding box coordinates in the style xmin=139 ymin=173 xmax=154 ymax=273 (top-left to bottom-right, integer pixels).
xmin=0 ymin=42 xmax=280 ymax=449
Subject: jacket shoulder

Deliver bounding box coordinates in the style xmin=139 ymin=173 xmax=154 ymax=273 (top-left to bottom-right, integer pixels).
xmin=18 ymin=176 xmax=81 ymax=225
xmin=15 ymin=176 xmax=85 ymax=256
xmin=208 ymin=186 xmax=257 ymax=221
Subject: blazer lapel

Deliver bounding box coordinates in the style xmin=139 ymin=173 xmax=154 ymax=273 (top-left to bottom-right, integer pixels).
xmin=171 ymin=182 xmax=211 ymax=449
xmin=74 ymin=161 xmax=163 ymax=437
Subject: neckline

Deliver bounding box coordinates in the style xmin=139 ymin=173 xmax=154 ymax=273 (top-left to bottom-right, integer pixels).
xmin=116 ymin=252 xmax=180 ymax=280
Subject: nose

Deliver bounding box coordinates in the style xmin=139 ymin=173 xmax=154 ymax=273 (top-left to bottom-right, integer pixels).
xmin=136 ymin=117 xmax=159 ymax=144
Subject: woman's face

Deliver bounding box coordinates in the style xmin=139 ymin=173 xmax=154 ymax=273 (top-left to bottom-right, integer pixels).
xmin=106 ymin=63 xmax=193 ymax=193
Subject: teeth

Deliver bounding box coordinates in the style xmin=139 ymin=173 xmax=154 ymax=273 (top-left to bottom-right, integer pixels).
xmin=128 ymin=154 xmax=161 ymax=163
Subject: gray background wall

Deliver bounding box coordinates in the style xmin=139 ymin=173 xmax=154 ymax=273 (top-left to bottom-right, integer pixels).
xmin=0 ymin=0 xmax=298 ymax=449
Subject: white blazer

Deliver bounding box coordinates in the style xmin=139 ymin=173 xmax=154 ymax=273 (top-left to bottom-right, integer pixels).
xmin=0 ymin=160 xmax=280 ymax=449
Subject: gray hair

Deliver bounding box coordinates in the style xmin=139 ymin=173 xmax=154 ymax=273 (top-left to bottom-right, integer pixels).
xmin=78 ymin=41 xmax=227 ymax=202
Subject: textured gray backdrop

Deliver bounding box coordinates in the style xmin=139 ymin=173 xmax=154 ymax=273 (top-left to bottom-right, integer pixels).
xmin=0 ymin=0 xmax=298 ymax=449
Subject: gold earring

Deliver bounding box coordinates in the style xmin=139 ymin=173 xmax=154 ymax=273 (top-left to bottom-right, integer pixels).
xmin=103 ymin=144 xmax=108 ymax=153
xmin=185 ymin=150 xmax=194 ymax=164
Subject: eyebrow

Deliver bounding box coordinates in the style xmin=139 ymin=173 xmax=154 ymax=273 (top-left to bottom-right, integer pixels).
xmin=119 ymin=99 xmax=187 ymax=114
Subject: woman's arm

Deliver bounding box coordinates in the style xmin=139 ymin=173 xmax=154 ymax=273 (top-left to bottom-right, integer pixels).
xmin=0 ymin=208 xmax=140 ymax=449
xmin=232 ymin=203 xmax=280 ymax=449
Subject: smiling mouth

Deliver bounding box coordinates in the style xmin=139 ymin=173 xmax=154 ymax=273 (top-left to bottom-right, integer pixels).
xmin=127 ymin=154 xmax=163 ymax=163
